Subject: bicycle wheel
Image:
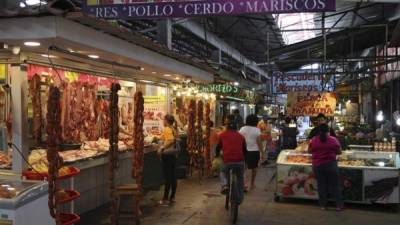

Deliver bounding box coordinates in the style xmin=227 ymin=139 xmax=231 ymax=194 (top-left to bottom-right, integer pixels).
xmin=230 ymin=174 xmax=238 ymax=224
xmin=230 ymin=201 xmax=238 ymax=224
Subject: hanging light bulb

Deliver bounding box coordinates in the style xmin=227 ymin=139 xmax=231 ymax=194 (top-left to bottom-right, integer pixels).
xmin=376 ymin=111 xmax=384 ymax=122
xmin=177 ymin=91 xmax=181 ymax=97
xmin=173 ymin=85 xmax=178 ymax=91
xmin=396 ymin=118 xmax=400 ymax=126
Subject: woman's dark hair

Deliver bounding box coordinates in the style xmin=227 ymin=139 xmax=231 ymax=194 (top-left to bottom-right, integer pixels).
xmin=319 ymin=124 xmax=329 ymax=143
xmin=209 ymin=120 xmax=214 ymax=127
xmin=164 ymin=114 xmax=176 ymax=126
xmin=164 ymin=114 xmax=178 ymax=136
xmin=285 ymin=117 xmax=291 ymax=124
xmin=317 ymin=113 xmax=327 ymax=120
xmin=226 ymin=114 xmax=237 ymax=130
xmin=245 ymin=114 xmax=259 ymax=127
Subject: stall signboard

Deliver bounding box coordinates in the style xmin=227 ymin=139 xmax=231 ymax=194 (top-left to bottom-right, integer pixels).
xmin=197 ymin=83 xmax=239 ymax=94
xmin=286 ymin=92 xmax=337 ymax=117
xmin=143 ymin=96 xmax=166 ymax=137
xmin=272 ymin=71 xmax=325 ymax=94
xmin=83 ymin=0 xmax=336 ymax=19
xmin=0 ymin=64 xmax=6 ymax=81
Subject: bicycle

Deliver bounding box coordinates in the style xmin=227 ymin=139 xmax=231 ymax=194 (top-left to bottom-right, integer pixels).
xmin=224 ymin=166 xmax=241 ymax=224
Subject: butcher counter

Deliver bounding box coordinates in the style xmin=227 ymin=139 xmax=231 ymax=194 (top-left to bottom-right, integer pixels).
xmin=59 ymin=135 xmax=188 ymax=215
xmin=59 ymin=146 xmax=163 ymax=215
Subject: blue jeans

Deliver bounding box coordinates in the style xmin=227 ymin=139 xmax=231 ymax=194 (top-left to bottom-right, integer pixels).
xmin=220 ymin=162 xmax=245 ymax=204
xmin=313 ymin=161 xmax=343 ymax=208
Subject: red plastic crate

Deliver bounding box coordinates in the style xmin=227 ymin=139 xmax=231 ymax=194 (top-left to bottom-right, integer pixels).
xmin=57 ymin=190 xmax=80 ymax=204
xmin=22 ymin=167 xmax=80 ymax=181
xmin=21 ymin=170 xmax=47 ymax=180
xmin=58 ymin=167 xmax=80 ymax=180
xmin=60 ymin=213 xmax=80 ymax=225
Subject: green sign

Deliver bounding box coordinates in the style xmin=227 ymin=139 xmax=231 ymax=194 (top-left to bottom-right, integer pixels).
xmin=197 ymin=83 xmax=239 ymax=94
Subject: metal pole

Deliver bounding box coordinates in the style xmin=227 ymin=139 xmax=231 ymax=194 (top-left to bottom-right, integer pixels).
xmin=322 ymin=12 xmax=326 ymax=62
xmin=267 ymin=32 xmax=270 ymax=66
xmin=10 ymin=64 xmax=29 ymax=173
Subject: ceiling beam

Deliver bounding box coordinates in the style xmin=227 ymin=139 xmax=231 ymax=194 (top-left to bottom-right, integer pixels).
xmin=177 ymin=20 xmax=269 ymax=78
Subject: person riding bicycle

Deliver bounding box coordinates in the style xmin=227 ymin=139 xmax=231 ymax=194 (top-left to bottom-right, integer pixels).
xmin=216 ymin=114 xmax=247 ymax=204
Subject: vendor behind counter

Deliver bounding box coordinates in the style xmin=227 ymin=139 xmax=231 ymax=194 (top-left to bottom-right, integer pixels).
xmin=307 ymin=113 xmax=336 ymax=140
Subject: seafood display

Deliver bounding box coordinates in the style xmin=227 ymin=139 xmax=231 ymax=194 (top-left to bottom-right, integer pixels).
xmin=284 ymin=152 xmax=396 ymax=168
xmin=277 ymin=150 xmax=400 ymax=204
xmin=286 ymin=155 xmax=311 ymax=164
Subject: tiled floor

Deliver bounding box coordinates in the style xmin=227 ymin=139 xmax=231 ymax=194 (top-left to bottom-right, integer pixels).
xmin=78 ymin=165 xmax=400 ymax=225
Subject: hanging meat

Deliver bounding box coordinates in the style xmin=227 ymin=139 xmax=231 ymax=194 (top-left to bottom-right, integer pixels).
xmin=61 ymin=82 xmax=71 ymax=142
xmin=46 ymin=86 xmax=63 ymax=224
xmin=29 ymin=74 xmax=42 ymax=145
xmin=81 ymin=83 xmax=98 ymax=141
xmin=132 ymin=90 xmax=144 ymax=218
xmin=61 ymin=82 xmax=98 ymax=143
xmin=108 ymin=83 xmax=120 ymax=225
xmin=204 ymin=102 xmax=211 ymax=176
xmin=95 ymin=99 xmax=111 ymax=139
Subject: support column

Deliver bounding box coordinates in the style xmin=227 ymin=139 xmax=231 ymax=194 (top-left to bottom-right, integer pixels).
xmin=157 ymin=19 xmax=172 ymax=50
xmin=211 ymin=49 xmax=222 ymax=64
xmin=10 ymin=64 xmax=29 ymax=173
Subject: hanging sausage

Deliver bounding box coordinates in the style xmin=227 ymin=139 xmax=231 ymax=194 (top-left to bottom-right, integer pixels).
xmin=132 ymin=90 xmax=144 ymax=218
xmin=204 ymin=102 xmax=211 ymax=176
xmin=108 ymin=83 xmax=120 ymax=225
xmin=46 ymin=86 xmax=62 ymax=224
xmin=30 ymin=74 xmax=42 ymax=146
xmin=187 ymin=99 xmax=196 ymax=175
xmin=196 ymin=100 xmax=204 ymax=179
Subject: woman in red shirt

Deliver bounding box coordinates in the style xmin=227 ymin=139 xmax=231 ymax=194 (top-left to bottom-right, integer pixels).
xmin=309 ymin=124 xmax=343 ymax=211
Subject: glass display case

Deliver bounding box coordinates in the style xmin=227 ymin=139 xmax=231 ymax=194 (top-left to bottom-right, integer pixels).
xmin=277 ymin=150 xmax=400 ymax=169
xmin=0 ymin=178 xmax=53 ymax=225
xmin=348 ymin=145 xmax=373 ymax=152
xmin=276 ymin=150 xmax=400 ymax=204
xmin=338 ymin=151 xmax=398 ymax=168
xmin=0 ymin=179 xmax=39 ymax=199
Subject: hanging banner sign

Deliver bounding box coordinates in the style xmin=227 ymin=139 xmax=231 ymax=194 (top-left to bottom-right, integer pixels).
xmin=286 ymin=92 xmax=337 ymax=117
xmin=272 ymin=71 xmax=324 ymax=94
xmin=83 ymin=0 xmax=336 ymax=19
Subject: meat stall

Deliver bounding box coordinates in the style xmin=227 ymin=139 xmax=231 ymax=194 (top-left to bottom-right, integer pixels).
xmin=23 ymin=64 xmax=171 ymax=214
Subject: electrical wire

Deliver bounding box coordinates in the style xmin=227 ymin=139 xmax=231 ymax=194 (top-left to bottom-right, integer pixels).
xmin=46 ymin=48 xmax=64 ymax=85
xmin=10 ymin=143 xmax=47 ymax=180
